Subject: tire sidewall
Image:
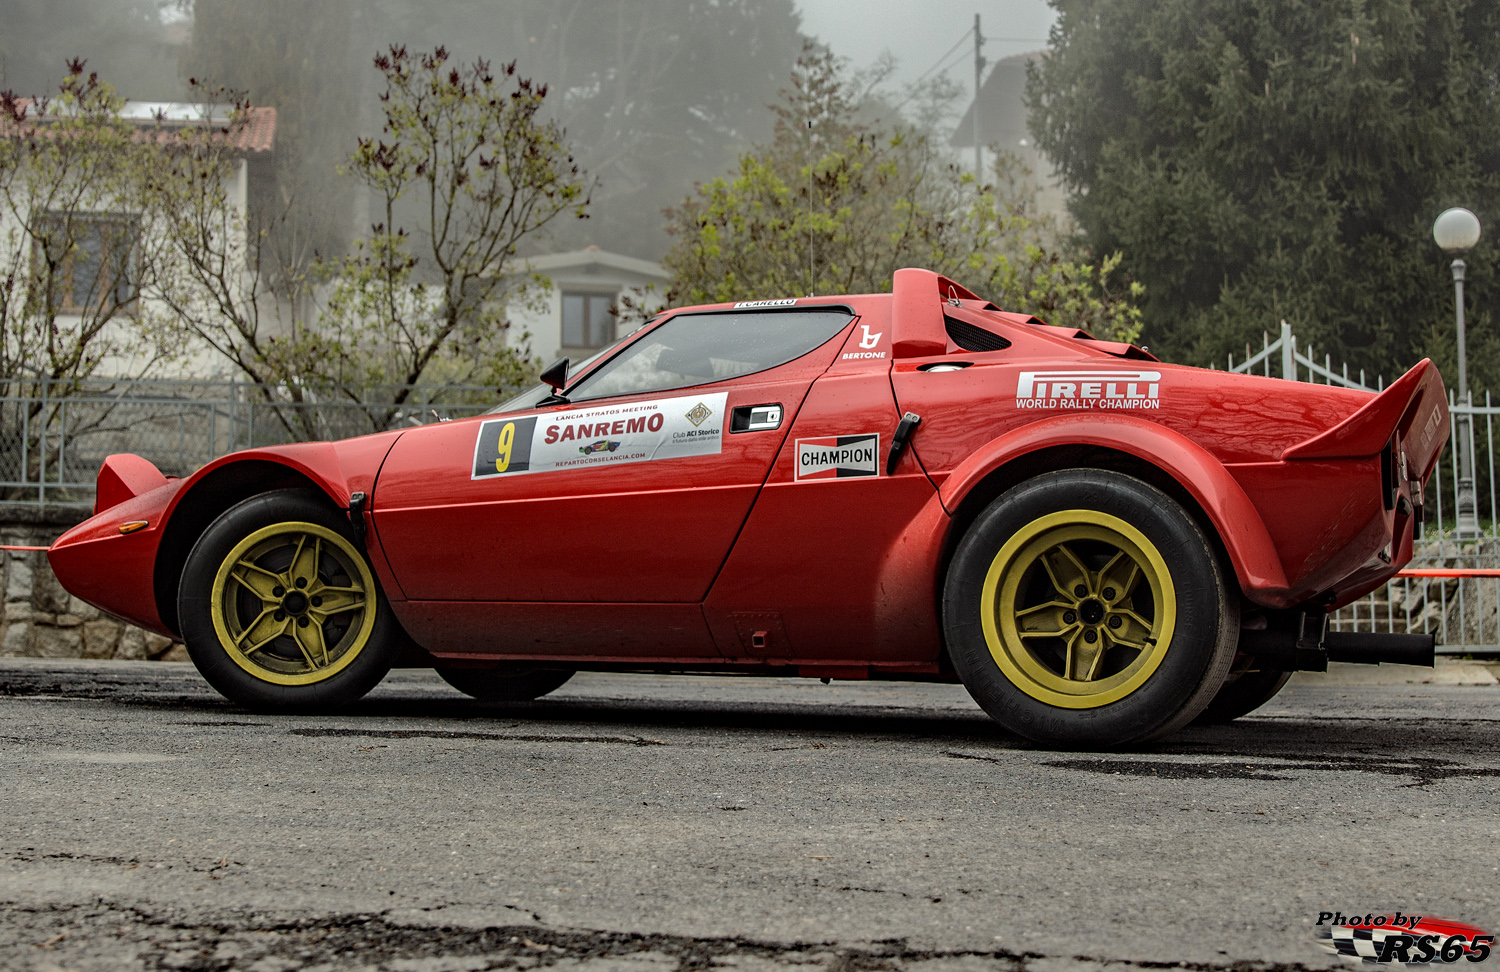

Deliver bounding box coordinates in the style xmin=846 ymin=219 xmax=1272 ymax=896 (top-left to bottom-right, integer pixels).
xmin=944 ymin=469 xmax=1235 ymax=748
xmin=178 ymin=489 xmax=401 ymax=712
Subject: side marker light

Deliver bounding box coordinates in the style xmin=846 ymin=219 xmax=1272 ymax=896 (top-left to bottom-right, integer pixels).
xmin=119 ymin=521 xmax=148 ymax=535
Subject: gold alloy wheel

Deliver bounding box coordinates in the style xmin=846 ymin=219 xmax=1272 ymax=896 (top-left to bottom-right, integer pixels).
xmin=979 ymin=510 xmax=1176 ymax=709
xmin=209 ymin=522 xmax=377 ymax=686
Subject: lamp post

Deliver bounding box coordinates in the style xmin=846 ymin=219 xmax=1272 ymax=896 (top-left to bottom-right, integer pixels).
xmin=1433 ymin=207 xmax=1482 ymax=539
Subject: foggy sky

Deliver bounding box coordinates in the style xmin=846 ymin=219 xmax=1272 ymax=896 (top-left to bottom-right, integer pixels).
xmin=798 ymin=0 xmax=1056 ymax=91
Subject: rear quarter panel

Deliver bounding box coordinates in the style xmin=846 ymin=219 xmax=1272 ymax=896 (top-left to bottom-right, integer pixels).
xmin=893 ymin=320 xmax=1375 ymax=606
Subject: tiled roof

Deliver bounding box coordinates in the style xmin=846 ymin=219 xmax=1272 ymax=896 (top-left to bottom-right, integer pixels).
xmin=230 ymin=107 xmax=276 ymax=154
xmin=1 ymin=101 xmax=276 ymax=156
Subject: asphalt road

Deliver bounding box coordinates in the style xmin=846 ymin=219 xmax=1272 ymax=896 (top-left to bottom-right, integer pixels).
xmin=2 ymin=658 xmax=1498 ymax=972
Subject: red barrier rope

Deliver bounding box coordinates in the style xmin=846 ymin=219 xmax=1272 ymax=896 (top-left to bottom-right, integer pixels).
xmin=2 ymin=547 xmax=1497 ymax=576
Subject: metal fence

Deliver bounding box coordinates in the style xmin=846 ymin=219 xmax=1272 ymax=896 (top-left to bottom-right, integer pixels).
xmin=0 ymin=377 xmax=496 ymax=508
xmin=1228 ymin=321 xmax=1500 ymax=655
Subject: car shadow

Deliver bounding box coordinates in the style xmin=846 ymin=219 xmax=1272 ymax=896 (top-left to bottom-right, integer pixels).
xmin=5 ymin=662 xmax=1497 ymax=768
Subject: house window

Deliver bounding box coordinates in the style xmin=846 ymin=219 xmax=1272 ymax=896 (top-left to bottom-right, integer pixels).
xmin=35 ymin=213 xmax=140 ymax=313
xmin=561 ymin=291 xmax=616 ymax=349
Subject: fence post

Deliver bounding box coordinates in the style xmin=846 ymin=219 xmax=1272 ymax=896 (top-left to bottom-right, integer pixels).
xmin=38 ymin=377 xmax=46 ymax=510
xmin=1280 ymin=320 xmax=1295 ymax=381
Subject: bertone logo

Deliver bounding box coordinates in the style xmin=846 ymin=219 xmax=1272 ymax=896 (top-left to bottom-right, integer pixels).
xmin=1016 ymin=370 xmax=1163 ymax=411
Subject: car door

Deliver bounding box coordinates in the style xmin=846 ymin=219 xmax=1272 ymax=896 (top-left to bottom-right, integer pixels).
xmin=372 ymin=306 xmax=857 ymax=613
xmin=702 ymin=313 xmax=946 ymax=666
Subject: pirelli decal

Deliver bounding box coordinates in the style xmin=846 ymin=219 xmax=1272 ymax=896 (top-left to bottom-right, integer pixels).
xmin=473 ymin=392 xmax=728 ymax=479
xmin=796 ymin=434 xmax=880 ymax=481
xmin=1015 ymin=370 xmax=1162 ymax=410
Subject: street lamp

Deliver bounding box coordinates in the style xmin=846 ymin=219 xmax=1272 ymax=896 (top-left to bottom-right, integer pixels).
xmin=1433 ymin=207 xmax=1482 ymax=539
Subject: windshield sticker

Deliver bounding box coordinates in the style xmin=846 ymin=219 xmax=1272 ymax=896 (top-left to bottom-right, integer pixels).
xmin=733 ymin=298 xmax=798 ymax=308
xmin=795 ymin=434 xmax=880 ymax=481
xmin=1015 ymin=370 xmax=1162 ymax=410
xmin=472 ymin=392 xmax=729 ymax=479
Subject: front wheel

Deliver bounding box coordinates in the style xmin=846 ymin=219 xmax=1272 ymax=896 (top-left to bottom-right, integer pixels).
xmin=943 ymin=469 xmax=1238 ymax=748
xmin=178 ymin=490 xmax=403 ymax=711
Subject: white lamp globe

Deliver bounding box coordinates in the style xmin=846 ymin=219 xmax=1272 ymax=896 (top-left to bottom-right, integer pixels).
xmin=1434 ymin=208 xmax=1481 ymax=253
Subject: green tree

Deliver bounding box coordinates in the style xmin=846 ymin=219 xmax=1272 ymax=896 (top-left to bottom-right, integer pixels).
xmin=660 ymin=44 xmax=1143 ymax=342
xmin=0 ymin=63 xmax=183 ymax=496
xmin=0 ymin=63 xmax=178 ymax=396
xmin=1027 ymin=0 xmax=1500 ymax=386
xmin=148 ymin=48 xmax=592 ymax=435
xmin=318 ymin=46 xmax=592 ymax=408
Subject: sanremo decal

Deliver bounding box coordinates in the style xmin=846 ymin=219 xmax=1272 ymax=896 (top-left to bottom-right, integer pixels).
xmin=795 ymin=434 xmax=880 ymax=481
xmin=472 ymin=392 xmax=729 ymax=479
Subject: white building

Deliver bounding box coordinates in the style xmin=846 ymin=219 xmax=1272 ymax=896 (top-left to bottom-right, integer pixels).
xmin=511 ymin=246 xmax=672 ymax=362
xmin=0 ymin=99 xmax=277 ymax=380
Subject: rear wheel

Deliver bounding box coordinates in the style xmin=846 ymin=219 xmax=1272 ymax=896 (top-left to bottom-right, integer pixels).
xmin=944 ymin=470 xmax=1238 ymax=748
xmin=436 ymin=666 xmax=575 ymax=702
xmin=1193 ymin=661 xmax=1292 ymax=724
xmin=178 ymin=490 xmax=402 ymax=711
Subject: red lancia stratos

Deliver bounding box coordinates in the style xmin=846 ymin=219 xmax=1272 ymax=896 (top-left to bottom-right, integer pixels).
xmin=48 ymin=269 xmax=1447 ymax=747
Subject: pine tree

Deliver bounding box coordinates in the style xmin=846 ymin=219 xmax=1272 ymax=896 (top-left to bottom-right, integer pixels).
xmin=1028 ymin=0 xmax=1500 ymax=388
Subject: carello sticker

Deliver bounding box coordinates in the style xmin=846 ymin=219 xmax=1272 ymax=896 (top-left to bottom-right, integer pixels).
xmin=795 ymin=434 xmax=879 ymax=481
xmin=472 ymin=392 xmax=728 ymax=479
xmin=733 ymin=298 xmax=798 ymax=308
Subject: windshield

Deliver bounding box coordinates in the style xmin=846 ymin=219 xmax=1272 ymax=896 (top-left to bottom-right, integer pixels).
xmin=565 ymin=309 xmax=853 ymax=402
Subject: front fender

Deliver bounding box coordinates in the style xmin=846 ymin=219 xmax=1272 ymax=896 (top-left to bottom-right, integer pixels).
xmin=935 ymin=414 xmax=1293 ymax=607
xmin=148 ymin=434 xmax=406 ymax=633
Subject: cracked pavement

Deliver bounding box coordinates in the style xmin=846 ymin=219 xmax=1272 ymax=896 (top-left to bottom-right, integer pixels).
xmin=1 ymin=658 xmax=1497 ymax=971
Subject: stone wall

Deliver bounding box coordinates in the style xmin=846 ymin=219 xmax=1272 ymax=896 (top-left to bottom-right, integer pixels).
xmin=0 ymin=505 xmax=182 ymax=661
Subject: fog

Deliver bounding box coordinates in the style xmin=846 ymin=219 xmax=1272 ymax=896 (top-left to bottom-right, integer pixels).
xmin=0 ymin=0 xmax=1047 ymax=262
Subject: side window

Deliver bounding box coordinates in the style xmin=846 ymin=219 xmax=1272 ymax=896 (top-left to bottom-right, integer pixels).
xmin=566 ymin=309 xmax=854 ymax=402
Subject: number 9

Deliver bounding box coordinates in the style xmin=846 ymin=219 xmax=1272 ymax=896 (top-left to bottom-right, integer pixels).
xmin=495 ymin=422 xmax=515 ymax=473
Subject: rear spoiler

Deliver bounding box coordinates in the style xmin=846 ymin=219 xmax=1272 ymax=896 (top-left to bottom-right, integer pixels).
xmin=1280 ymin=359 xmax=1449 ymax=478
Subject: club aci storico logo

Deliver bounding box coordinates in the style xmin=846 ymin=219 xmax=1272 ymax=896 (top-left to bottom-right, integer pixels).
xmin=1315 ymin=912 xmax=1494 ymax=965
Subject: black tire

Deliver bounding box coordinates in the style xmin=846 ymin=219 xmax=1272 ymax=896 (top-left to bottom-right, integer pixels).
xmin=943 ymin=469 xmax=1238 ymax=749
xmin=436 ymin=666 xmax=576 ymax=702
xmin=1192 ymin=661 xmax=1292 ymax=724
xmin=178 ymin=489 xmax=403 ymax=712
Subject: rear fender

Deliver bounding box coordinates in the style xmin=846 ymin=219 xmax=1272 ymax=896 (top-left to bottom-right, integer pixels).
xmin=936 ymin=414 xmax=1293 ymax=606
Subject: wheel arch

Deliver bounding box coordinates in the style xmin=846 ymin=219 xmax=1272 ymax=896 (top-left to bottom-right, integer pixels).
xmin=153 ymin=457 xmax=345 ymax=635
xmin=934 ymin=417 xmax=1291 ymax=607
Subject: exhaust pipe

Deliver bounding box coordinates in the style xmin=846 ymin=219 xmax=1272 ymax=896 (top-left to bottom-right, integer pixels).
xmin=1241 ymin=612 xmax=1436 ymax=670
xmin=1324 ymin=631 xmax=1435 ymax=667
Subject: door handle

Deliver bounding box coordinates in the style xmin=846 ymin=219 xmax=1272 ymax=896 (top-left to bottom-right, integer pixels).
xmin=886 ymin=412 xmax=922 ymax=474
xmin=730 ymin=404 xmax=783 ymax=432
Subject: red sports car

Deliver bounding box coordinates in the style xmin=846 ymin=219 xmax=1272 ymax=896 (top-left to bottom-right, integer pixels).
xmin=47 ymin=268 xmax=1447 ymax=747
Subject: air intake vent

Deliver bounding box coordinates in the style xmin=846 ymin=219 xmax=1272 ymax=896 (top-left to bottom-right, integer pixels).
xmin=944 ymin=316 xmax=1012 ymax=353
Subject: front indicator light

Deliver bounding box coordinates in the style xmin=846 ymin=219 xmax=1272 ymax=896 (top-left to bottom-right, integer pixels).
xmin=119 ymin=521 xmax=148 ymax=535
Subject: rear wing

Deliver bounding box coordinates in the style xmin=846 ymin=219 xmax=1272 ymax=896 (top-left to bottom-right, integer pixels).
xmin=1280 ymin=359 xmax=1449 ymax=480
